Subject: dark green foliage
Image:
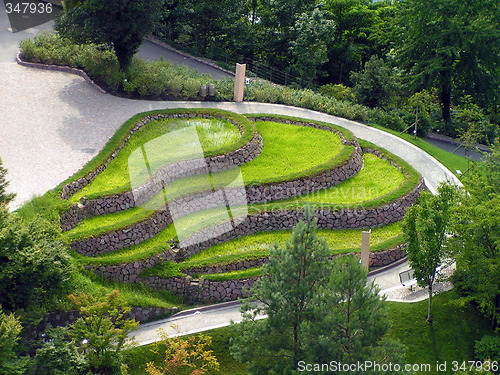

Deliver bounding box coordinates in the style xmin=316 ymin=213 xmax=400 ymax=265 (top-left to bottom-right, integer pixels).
xmin=33 ymin=327 xmax=90 ymax=375
xmin=301 ymin=255 xmax=401 ymax=371
xmin=393 ymin=0 xmax=500 ymax=131
xmin=0 ymin=158 xmax=15 ymax=207
xmin=0 ymin=309 xmax=30 ymax=375
xmin=351 ymin=55 xmax=400 ymax=108
xmin=55 ymin=0 xmax=162 ymax=71
xmin=475 ymin=335 xmax=500 ymax=363
xmin=66 ymin=291 xmax=139 ymax=375
xmin=0 ymin=209 xmax=72 ymax=311
xmin=451 ymin=142 xmax=500 ymax=329
xmin=231 ymin=207 xmax=399 ymax=374
xmin=402 ymin=183 xmax=457 ymax=322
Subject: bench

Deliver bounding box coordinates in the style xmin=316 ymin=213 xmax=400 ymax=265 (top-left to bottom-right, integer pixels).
xmin=399 ymin=269 xmax=417 ymax=290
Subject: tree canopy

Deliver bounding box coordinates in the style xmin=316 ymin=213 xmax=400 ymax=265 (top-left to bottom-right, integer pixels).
xmin=55 ymin=0 xmax=162 ymax=71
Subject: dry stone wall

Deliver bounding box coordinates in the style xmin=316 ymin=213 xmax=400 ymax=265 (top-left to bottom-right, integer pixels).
xmin=93 ymin=244 xmax=408 ymax=303
xmin=71 ymin=177 xmax=425 ymax=257
xmin=60 ymin=114 xmax=263 ymax=231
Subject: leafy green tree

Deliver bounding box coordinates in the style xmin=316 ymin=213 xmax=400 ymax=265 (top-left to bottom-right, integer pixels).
xmin=0 ymin=210 xmax=72 ymax=311
xmin=0 ymin=308 xmax=29 ymax=375
xmin=402 ymin=183 xmax=457 ymax=323
xmin=393 ymin=0 xmax=500 ymax=131
xmin=406 ymin=89 xmax=440 ymax=137
xmin=0 ymin=158 xmax=15 ymax=207
xmin=451 ymin=142 xmax=500 ymax=329
xmin=351 ymin=55 xmax=399 ymax=108
xmin=67 ymin=291 xmax=139 ymax=375
xmin=323 ymin=0 xmax=378 ymax=85
xmin=33 ymin=327 xmax=90 ymax=375
xmin=55 ymin=0 xmax=162 ymax=71
xmin=289 ymin=8 xmax=336 ymax=82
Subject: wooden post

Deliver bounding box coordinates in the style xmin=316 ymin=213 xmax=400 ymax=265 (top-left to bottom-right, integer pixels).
xmin=233 ymin=63 xmax=246 ymax=102
xmin=361 ymin=230 xmax=371 ymax=271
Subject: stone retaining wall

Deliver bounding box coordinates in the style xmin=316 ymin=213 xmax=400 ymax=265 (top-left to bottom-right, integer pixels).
xmin=69 ymin=146 xmax=360 ymax=255
xmin=173 ymin=178 xmax=425 ymax=261
xmin=180 ymin=243 xmax=406 ymax=276
xmin=130 ymin=244 xmax=408 ymax=304
xmin=61 ymin=115 xmax=358 ymax=232
xmin=73 ymin=177 xmax=425 ymax=257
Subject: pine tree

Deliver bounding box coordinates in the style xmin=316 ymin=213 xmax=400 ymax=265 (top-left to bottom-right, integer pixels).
xmin=0 ymin=158 xmax=15 ymax=207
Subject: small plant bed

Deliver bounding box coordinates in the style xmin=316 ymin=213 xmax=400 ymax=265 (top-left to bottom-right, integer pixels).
xmin=69 ymin=117 xmax=246 ymax=202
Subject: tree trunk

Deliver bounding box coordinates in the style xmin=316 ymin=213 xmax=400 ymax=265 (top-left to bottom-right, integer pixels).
xmin=427 ymin=284 xmax=433 ymax=323
xmin=440 ymin=68 xmax=452 ymax=133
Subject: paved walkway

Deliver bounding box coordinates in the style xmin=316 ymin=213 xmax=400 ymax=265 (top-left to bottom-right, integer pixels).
xmin=0 ymin=62 xmax=461 ymax=209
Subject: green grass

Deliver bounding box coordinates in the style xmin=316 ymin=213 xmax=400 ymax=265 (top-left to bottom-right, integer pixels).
xmin=64 ymin=121 xmax=347 ymax=241
xmin=65 ymin=148 xmax=408 ymax=243
xmin=70 ymin=117 xmax=242 ymax=202
xmin=277 ymin=152 xmax=405 ymax=205
xmin=140 ymin=223 xmax=403 ymax=279
xmin=372 ymin=125 xmax=469 ymax=176
xmin=69 ymin=270 xmax=185 ymax=309
xmin=123 ymin=292 xmax=493 ymax=375
xmin=386 ymin=291 xmax=493 ymax=374
xmin=203 ymin=267 xmax=262 ymax=281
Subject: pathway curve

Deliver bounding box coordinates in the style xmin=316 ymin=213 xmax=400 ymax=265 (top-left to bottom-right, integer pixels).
xmin=0 ymin=63 xmax=460 ymax=209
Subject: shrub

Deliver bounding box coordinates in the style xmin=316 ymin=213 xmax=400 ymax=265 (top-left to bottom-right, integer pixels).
xmin=475 ymin=335 xmax=500 ymax=363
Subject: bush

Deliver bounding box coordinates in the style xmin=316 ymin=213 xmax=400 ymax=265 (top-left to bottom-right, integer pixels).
xmin=475 ymin=335 xmax=500 ymax=363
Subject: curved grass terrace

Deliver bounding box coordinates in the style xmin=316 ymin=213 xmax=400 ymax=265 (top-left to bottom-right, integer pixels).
xmin=63 ymin=150 xmax=409 ymax=243
xmin=137 ymin=222 xmax=403 ymax=279
xmin=57 ymin=110 xmax=424 ymax=288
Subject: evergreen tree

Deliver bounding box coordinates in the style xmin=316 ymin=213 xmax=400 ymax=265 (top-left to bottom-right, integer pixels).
xmin=0 ymin=158 xmax=15 ymax=207
xmin=231 ymin=207 xmax=401 ymax=374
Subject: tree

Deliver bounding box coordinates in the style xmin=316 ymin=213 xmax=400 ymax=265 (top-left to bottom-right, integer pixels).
xmin=231 ymin=207 xmax=401 ymax=374
xmin=450 ymin=142 xmax=500 ymax=329
xmin=55 ymin=0 xmax=162 ymax=71
xmin=66 ymin=291 xmax=139 ymax=375
xmin=33 ymin=327 xmax=90 ymax=375
xmin=301 ymin=255 xmax=401 ymax=369
xmin=323 ymin=0 xmax=378 ymax=85
xmin=231 ymin=206 xmax=331 ymax=373
xmin=145 ymin=330 xmax=219 ymax=375
xmin=289 ymin=8 xmax=336 ymax=83
xmin=0 ymin=158 xmax=15 ymax=207
xmin=402 ymin=184 xmax=457 ymax=322
xmin=351 ymin=55 xmax=399 ymax=108
xmin=393 ymin=0 xmax=500 ymax=131
xmin=0 ymin=308 xmax=29 ymax=375
xmin=0 ymin=210 xmax=72 ymax=311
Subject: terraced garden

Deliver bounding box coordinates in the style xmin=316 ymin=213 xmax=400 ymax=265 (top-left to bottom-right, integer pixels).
xmin=57 ymin=108 xmax=425 ymax=303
